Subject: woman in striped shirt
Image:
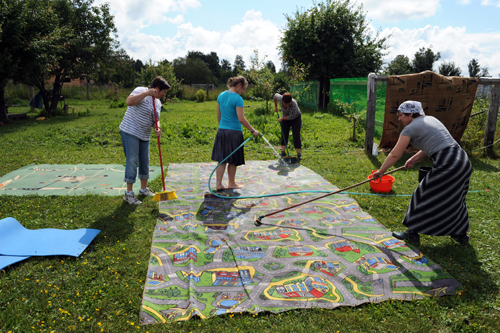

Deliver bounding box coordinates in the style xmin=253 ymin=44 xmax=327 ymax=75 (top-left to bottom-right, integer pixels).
xmin=119 ymin=76 xmax=170 ymax=205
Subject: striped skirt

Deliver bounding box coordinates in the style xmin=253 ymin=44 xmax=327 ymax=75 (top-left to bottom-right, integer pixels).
xmin=211 ymin=129 xmax=245 ymax=166
xmin=403 ymin=145 xmax=472 ymax=236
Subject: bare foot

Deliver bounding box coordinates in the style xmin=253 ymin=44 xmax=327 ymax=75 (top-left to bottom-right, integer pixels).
xmin=216 ymin=185 xmax=227 ymax=191
xmin=228 ymin=183 xmax=244 ymax=189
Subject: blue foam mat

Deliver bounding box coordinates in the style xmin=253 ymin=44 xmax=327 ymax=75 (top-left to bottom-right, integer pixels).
xmin=0 ymin=217 xmax=100 ymax=260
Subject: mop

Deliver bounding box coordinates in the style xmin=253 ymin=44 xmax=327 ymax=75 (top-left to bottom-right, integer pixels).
xmin=151 ymin=96 xmax=178 ymax=202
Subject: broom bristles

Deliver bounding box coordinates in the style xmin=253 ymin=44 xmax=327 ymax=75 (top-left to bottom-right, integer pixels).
xmin=153 ymin=190 xmax=178 ymax=202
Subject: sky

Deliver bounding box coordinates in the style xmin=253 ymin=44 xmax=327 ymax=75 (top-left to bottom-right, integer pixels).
xmin=94 ymin=0 xmax=500 ymax=77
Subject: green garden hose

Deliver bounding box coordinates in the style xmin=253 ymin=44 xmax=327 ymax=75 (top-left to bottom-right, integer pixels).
xmin=207 ymin=136 xmax=331 ymax=199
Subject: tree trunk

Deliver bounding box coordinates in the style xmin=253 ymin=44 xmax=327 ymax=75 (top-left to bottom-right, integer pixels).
xmin=0 ymin=81 xmax=8 ymax=123
xmin=29 ymin=86 xmax=35 ymax=112
xmin=50 ymin=74 xmax=65 ymax=112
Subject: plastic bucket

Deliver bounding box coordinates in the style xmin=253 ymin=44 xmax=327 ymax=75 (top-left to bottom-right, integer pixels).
xmin=418 ymin=166 xmax=432 ymax=182
xmin=367 ymin=170 xmax=395 ymax=193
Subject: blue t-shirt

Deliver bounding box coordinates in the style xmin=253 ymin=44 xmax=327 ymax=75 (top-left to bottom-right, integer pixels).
xmin=217 ymin=90 xmax=243 ymax=131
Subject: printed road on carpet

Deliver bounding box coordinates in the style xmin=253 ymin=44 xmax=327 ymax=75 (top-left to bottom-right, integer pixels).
xmin=0 ymin=164 xmax=162 ymax=196
xmin=140 ymin=161 xmax=461 ymax=324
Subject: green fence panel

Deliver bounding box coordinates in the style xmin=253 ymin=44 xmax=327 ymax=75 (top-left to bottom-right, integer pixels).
xmin=290 ymin=81 xmax=319 ymax=110
xmin=330 ymin=77 xmax=387 ymax=136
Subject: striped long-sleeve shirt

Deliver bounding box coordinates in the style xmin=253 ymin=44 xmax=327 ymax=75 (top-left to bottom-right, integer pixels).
xmin=119 ymin=87 xmax=161 ymax=141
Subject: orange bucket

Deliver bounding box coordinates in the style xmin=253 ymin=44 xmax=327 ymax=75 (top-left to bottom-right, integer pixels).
xmin=367 ymin=170 xmax=395 ymax=193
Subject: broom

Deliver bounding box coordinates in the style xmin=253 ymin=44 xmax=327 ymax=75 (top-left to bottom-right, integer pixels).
xmin=151 ymin=96 xmax=178 ymax=202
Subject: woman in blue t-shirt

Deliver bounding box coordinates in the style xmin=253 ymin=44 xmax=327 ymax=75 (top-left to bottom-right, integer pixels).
xmin=211 ymin=76 xmax=259 ymax=191
xmin=371 ymin=101 xmax=472 ymax=245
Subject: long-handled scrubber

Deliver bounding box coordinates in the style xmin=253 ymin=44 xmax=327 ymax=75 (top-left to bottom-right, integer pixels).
xmin=151 ymin=96 xmax=178 ymax=202
xmin=255 ymin=165 xmax=406 ymax=226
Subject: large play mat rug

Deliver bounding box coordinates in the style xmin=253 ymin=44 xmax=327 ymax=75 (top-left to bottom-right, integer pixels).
xmin=0 ymin=164 xmax=162 ymax=196
xmin=140 ymin=161 xmax=461 ymax=324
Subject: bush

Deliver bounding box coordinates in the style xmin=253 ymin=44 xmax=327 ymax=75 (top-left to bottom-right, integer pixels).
xmin=461 ymin=96 xmax=492 ymax=153
xmin=109 ymin=100 xmax=126 ymax=108
xmin=195 ymin=89 xmax=206 ymax=103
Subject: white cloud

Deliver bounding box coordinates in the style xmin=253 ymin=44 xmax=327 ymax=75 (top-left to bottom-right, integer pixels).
xmin=120 ymin=10 xmax=282 ymax=69
xmin=380 ymin=25 xmax=500 ymax=76
xmin=361 ymin=0 xmax=441 ymax=21
xmin=94 ymin=0 xmax=201 ymax=35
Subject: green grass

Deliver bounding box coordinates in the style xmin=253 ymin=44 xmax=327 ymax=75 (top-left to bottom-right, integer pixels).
xmin=1 ymin=99 xmax=500 ymax=332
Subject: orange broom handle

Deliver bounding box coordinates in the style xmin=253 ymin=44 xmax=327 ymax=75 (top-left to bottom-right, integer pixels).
xmin=152 ymin=96 xmax=166 ymax=191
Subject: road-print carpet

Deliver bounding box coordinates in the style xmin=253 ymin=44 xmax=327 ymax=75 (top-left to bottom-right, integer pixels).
xmin=140 ymin=161 xmax=461 ymax=324
xmin=0 ymin=164 xmax=162 ymax=196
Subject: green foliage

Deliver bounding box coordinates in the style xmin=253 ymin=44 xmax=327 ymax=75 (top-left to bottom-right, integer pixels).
xmin=233 ymin=55 xmax=246 ymax=73
xmin=438 ymin=61 xmax=462 ymax=77
xmin=468 ymin=58 xmax=491 ymax=78
xmin=279 ymin=0 xmax=388 ymax=84
xmin=383 ymin=55 xmax=413 ymax=75
xmin=138 ymin=59 xmax=181 ymax=99
xmin=173 ymin=57 xmax=215 ymax=85
xmin=195 ymin=89 xmax=206 ymax=103
xmin=411 ymin=46 xmax=441 ymax=73
xmin=247 ymin=50 xmax=276 ymax=111
xmin=460 ymin=97 xmax=492 ymax=153
xmin=109 ymin=100 xmax=126 ymax=108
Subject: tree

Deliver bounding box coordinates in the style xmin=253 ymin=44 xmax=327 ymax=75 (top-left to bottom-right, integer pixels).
xmin=133 ymin=59 xmax=145 ymax=73
xmin=24 ymin=0 xmax=118 ymax=114
xmin=97 ymin=49 xmax=137 ymax=88
xmin=220 ymin=59 xmax=232 ymax=71
xmin=411 ymin=46 xmax=441 ymax=73
xmin=140 ymin=60 xmax=181 ymax=98
xmin=172 ymin=57 xmax=214 ymax=85
xmin=468 ymin=59 xmax=481 ymax=77
xmin=187 ymin=51 xmax=221 ymax=84
xmin=384 ymin=55 xmax=412 ymax=75
xmin=279 ymin=0 xmax=388 ymax=108
xmin=247 ymin=50 xmax=276 ymax=111
xmin=467 ymin=58 xmax=491 ymax=78
xmin=438 ymin=61 xmax=462 ymax=77
xmin=0 ymin=0 xmax=61 ymax=122
xmin=266 ymin=61 xmax=277 ymax=74
xmin=233 ymin=55 xmax=246 ymax=74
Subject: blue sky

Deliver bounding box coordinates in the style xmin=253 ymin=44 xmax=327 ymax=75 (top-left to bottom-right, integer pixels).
xmin=95 ymin=0 xmax=500 ymax=76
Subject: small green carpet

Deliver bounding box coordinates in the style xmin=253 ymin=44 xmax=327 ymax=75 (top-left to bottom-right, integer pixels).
xmin=0 ymin=164 xmax=162 ymax=196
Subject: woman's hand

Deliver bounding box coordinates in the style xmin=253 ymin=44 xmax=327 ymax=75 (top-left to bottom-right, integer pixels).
xmin=404 ymin=158 xmax=415 ymax=169
xmin=148 ymin=88 xmax=158 ymax=97
xmin=155 ymin=126 xmax=161 ymax=137
xmin=278 ymin=117 xmax=285 ymax=123
xmin=371 ymin=170 xmax=384 ymax=181
xmin=252 ymin=130 xmax=259 ymax=138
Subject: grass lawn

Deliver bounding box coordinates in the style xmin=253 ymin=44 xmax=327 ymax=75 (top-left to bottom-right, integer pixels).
xmin=1 ymin=98 xmax=499 ymax=332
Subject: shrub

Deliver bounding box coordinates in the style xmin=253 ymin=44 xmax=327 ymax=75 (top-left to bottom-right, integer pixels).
xmin=195 ymin=89 xmax=206 ymax=103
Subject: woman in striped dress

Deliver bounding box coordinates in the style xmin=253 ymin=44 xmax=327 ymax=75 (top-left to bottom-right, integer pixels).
xmin=119 ymin=76 xmax=170 ymax=205
xmin=371 ymin=101 xmax=472 ymax=244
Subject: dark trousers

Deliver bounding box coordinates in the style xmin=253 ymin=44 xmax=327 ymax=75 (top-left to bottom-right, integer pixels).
xmin=280 ymin=114 xmax=302 ymax=149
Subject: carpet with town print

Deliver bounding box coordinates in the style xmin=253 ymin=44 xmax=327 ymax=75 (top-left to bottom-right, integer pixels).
xmin=140 ymin=160 xmax=461 ymax=324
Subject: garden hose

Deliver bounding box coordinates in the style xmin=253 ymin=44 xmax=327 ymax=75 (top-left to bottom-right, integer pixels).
xmin=207 ymin=135 xmax=331 ymax=199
